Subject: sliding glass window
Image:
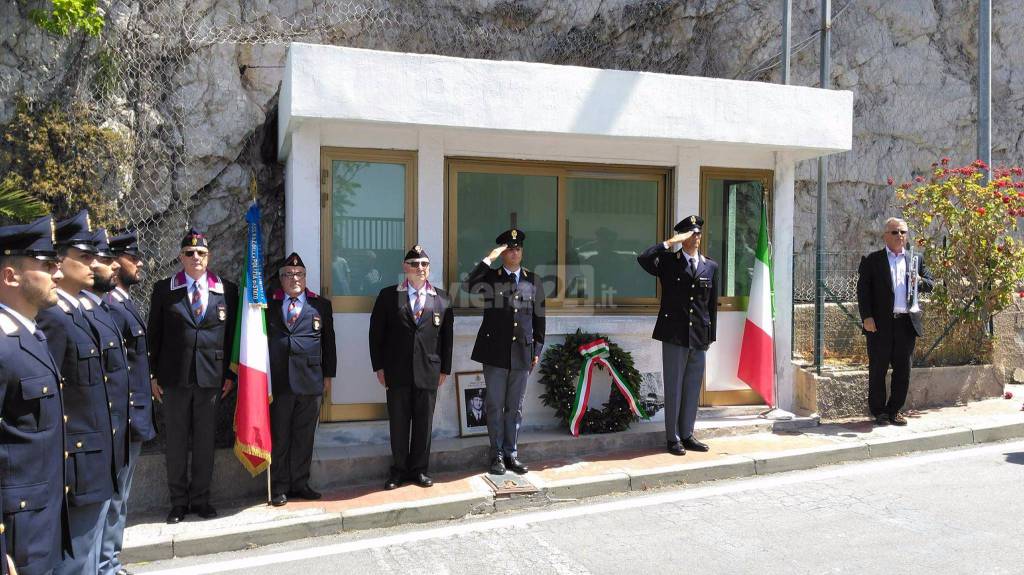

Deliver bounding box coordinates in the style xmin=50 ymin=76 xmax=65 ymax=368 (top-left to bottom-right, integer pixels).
xmin=447 ymin=159 xmax=668 ymax=310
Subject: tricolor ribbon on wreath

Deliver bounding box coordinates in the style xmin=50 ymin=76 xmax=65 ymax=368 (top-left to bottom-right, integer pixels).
xmin=568 ymin=339 xmax=649 ymax=436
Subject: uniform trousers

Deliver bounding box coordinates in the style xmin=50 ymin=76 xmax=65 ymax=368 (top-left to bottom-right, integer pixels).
xmin=385 ymin=386 xmax=436 ymax=476
xmin=662 ymin=342 xmax=705 ymax=444
xmin=866 ymin=315 xmax=917 ymax=417
xmin=99 ymin=440 xmax=142 ymax=574
xmin=162 ymin=384 xmax=219 ymax=508
xmin=55 ymin=500 xmax=108 ymax=575
xmin=270 ymin=394 xmax=322 ymax=495
xmin=481 ymin=365 xmax=529 ymax=460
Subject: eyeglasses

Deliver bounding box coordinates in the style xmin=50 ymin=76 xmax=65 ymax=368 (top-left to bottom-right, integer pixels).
xmin=889 ymin=230 xmax=908 ymax=236
xmin=405 ymin=261 xmax=430 ymax=268
xmin=182 ymin=250 xmax=209 ymax=258
xmin=281 ymin=271 xmax=306 ymax=279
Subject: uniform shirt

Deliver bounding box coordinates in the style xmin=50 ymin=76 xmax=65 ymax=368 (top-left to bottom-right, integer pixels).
xmin=406 ymin=282 xmax=427 ymax=311
xmin=885 ymin=247 xmax=909 ymax=313
xmin=57 ymin=288 xmax=82 ymax=309
xmin=0 ymin=302 xmax=36 ymax=332
xmin=282 ymin=291 xmax=307 ymax=323
xmin=185 ymin=272 xmax=210 ymax=316
xmin=480 ymin=257 xmax=523 ymax=284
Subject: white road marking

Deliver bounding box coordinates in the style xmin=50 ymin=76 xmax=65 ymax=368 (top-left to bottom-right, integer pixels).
xmin=143 ymin=440 xmax=1024 ymax=575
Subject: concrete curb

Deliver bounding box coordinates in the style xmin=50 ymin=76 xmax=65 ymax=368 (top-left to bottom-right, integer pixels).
xmin=127 ymin=419 xmax=1024 ymax=564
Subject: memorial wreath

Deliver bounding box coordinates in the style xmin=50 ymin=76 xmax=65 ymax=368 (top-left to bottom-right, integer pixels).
xmin=539 ymin=330 xmax=650 ymax=435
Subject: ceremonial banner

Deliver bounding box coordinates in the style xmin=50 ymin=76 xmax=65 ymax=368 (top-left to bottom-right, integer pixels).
xmin=568 ymin=339 xmax=648 ymax=436
xmin=231 ymin=202 xmax=272 ymax=476
xmin=737 ymin=197 xmax=775 ymax=406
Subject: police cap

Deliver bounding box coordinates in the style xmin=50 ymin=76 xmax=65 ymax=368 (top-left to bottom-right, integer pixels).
xmin=495 ymin=228 xmax=526 ymax=248
xmin=109 ymin=230 xmax=141 ymax=258
xmin=55 ymin=210 xmax=97 ymax=253
xmin=673 ymin=215 xmax=704 ymax=234
xmin=0 ymin=215 xmax=59 ymax=262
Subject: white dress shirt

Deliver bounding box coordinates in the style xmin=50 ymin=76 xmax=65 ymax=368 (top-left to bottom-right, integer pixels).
xmin=0 ymin=302 xmax=36 ymax=332
xmin=886 ymin=247 xmax=909 ymax=313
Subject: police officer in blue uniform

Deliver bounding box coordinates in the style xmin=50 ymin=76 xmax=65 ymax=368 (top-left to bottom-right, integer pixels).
xmin=100 ymin=230 xmax=155 ymax=575
xmin=638 ymin=215 xmax=718 ymax=456
xmin=147 ymin=229 xmax=238 ymax=524
xmin=75 ymin=230 xmax=131 ymax=575
xmin=464 ymin=229 xmax=545 ymax=476
xmin=0 ymin=216 xmax=68 ymax=575
xmin=37 ymin=211 xmax=117 ymax=575
xmin=266 ymin=253 xmax=337 ymax=506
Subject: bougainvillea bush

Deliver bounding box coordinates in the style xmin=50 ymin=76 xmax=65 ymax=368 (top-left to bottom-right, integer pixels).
xmin=895 ymin=158 xmax=1024 ymax=326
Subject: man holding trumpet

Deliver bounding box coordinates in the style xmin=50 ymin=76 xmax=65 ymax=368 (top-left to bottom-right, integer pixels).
xmin=856 ymin=217 xmax=933 ymax=426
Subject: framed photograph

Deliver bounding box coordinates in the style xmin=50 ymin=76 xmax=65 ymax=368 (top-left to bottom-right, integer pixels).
xmin=456 ymin=371 xmax=488 ymax=437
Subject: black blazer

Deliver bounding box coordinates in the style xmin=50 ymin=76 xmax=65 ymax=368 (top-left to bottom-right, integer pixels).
xmin=267 ymin=290 xmax=337 ymax=396
xmin=105 ymin=289 xmax=157 ymax=443
xmin=369 ymin=283 xmax=454 ymax=390
xmin=857 ymin=248 xmax=934 ymax=337
xmin=0 ymin=309 xmax=67 ymax=575
xmin=79 ymin=294 xmax=131 ymax=472
xmin=147 ymin=271 xmax=239 ymax=388
xmin=464 ymin=262 xmax=546 ymax=370
xmin=638 ymin=243 xmax=719 ymax=350
xmin=37 ymin=291 xmax=116 ymax=507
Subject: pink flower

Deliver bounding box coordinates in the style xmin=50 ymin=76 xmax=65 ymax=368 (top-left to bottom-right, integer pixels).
xmin=973 ymin=159 xmax=989 ymax=170
xmin=941 ymin=157 xmax=950 ymax=166
xmin=1005 ymin=391 xmax=1014 ymax=400
xmin=914 ymin=176 xmax=924 ymax=183
xmin=887 ymin=177 xmax=894 ymax=185
xmin=977 ymin=207 xmax=986 ymax=215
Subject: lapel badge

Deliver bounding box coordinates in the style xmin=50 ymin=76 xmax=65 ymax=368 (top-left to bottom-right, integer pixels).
xmin=432 ymin=312 xmax=441 ymax=327
xmin=676 ymin=252 xmax=682 ymax=260
xmin=217 ymin=303 xmax=226 ymax=322
xmin=313 ymin=315 xmax=321 ymax=331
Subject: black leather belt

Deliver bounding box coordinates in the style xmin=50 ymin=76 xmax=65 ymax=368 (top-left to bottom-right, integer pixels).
xmin=893 ymin=312 xmax=909 ymax=318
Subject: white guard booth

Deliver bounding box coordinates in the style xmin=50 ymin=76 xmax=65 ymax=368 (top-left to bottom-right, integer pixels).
xmin=278 ymin=43 xmax=852 ymax=446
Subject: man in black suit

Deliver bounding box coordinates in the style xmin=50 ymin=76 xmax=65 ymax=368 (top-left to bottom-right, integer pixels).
xmin=148 ymin=229 xmax=238 ymax=524
xmin=857 ymin=217 xmax=933 ymax=426
xmin=464 ymin=229 xmax=545 ymax=476
xmin=0 ymin=215 xmax=67 ymax=575
xmin=369 ymin=246 xmax=454 ymax=490
xmin=266 ymin=253 xmax=337 ymax=506
xmin=637 ymin=215 xmax=717 ymax=456
xmin=38 ymin=211 xmax=116 ymax=575
xmin=101 ymin=230 xmax=156 ymax=575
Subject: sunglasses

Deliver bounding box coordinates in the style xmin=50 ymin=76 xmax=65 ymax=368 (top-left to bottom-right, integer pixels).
xmin=405 ymin=261 xmax=430 ymax=268
xmin=182 ymin=249 xmax=209 ymax=258
xmin=889 ymin=230 xmax=908 ymax=236
xmin=281 ymin=271 xmax=306 ymax=279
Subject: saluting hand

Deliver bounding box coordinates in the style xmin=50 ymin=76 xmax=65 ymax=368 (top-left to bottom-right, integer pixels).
xmin=151 ymin=378 xmax=163 ymax=403
xmin=221 ymin=379 xmax=234 ymax=399
xmin=7 ymin=553 xmax=19 ymax=574
xmin=666 ymin=231 xmax=693 ymax=245
xmin=486 ymin=244 xmax=508 ymax=261
xmin=375 ymin=369 xmax=387 ymax=389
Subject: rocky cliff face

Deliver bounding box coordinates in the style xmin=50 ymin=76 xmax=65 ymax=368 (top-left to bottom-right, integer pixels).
xmin=2 ymin=0 xmax=1022 ymax=282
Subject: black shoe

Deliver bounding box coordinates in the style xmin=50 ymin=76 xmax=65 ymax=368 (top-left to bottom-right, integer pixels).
xmin=682 ymin=436 xmax=709 ymax=452
xmin=191 ymin=503 xmax=217 ymax=519
xmin=288 ymin=486 xmax=322 ymax=501
xmin=504 ymin=457 xmax=529 ymax=474
xmin=115 ymin=569 xmax=134 ymax=575
xmin=384 ymin=472 xmax=403 ymax=490
xmin=667 ymin=441 xmax=686 ymax=456
xmin=889 ymin=413 xmax=908 ymax=426
xmin=165 ymin=505 xmax=188 ymax=524
xmin=489 ymin=457 xmax=507 ymax=475
xmin=270 ymin=493 xmax=288 ymax=507
xmin=875 ymin=414 xmax=890 ymax=425
xmin=411 ymin=473 xmax=433 ymax=488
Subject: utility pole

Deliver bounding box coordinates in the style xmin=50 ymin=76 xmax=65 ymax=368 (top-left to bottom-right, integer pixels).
xmin=814 ymin=0 xmax=831 ymax=373
xmin=978 ymin=0 xmax=991 ymax=183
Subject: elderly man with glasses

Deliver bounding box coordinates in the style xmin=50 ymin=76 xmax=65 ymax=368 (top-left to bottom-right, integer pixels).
xmin=147 ymin=229 xmax=238 ymax=524
xmin=266 ymin=253 xmax=336 ymax=506
xmin=857 ymin=217 xmax=934 ymax=426
xmin=369 ymin=245 xmax=454 ymax=491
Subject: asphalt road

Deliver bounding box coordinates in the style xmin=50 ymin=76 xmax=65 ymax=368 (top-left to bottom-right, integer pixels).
xmin=135 ymin=440 xmax=1024 ymax=575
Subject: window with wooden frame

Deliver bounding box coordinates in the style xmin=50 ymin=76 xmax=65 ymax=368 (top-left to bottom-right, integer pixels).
xmin=446 ymin=158 xmax=669 ymax=312
xmin=320 ymin=147 xmax=417 ymax=312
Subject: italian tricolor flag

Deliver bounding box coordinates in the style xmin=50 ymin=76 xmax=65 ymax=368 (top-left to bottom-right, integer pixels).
xmin=231 ymin=202 xmax=272 ymax=476
xmin=736 ymin=198 xmax=775 ymax=407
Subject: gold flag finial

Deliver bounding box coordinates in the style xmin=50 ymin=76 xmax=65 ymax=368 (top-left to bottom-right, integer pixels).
xmin=250 ymin=175 xmax=258 ymax=204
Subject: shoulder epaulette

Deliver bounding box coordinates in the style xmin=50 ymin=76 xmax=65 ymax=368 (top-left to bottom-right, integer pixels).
xmin=57 ymin=299 xmax=71 ymax=313
xmin=0 ymin=314 xmax=18 ymax=336
xmin=79 ymin=297 xmax=94 ymax=311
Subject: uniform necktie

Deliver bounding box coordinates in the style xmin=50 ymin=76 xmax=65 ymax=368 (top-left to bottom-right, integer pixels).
xmin=287 ymin=297 xmax=300 ymax=327
xmin=191 ymin=282 xmax=204 ymax=319
xmin=690 ymin=257 xmax=697 ymax=276
xmin=412 ymin=291 xmax=424 ymax=322
xmin=34 ymin=328 xmax=47 ymax=343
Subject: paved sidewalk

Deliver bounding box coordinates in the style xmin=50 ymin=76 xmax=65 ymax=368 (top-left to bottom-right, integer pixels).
xmin=123 ymin=394 xmax=1024 ymax=565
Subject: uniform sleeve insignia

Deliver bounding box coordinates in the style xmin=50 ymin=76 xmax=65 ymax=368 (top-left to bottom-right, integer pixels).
xmin=0 ymin=314 xmax=18 ymax=335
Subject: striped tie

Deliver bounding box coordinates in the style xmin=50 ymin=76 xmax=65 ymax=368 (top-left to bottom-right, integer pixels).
xmin=287 ymin=297 xmax=300 ymax=327
xmin=412 ymin=291 xmax=424 ymax=322
xmin=191 ymin=283 xmax=204 ymax=319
